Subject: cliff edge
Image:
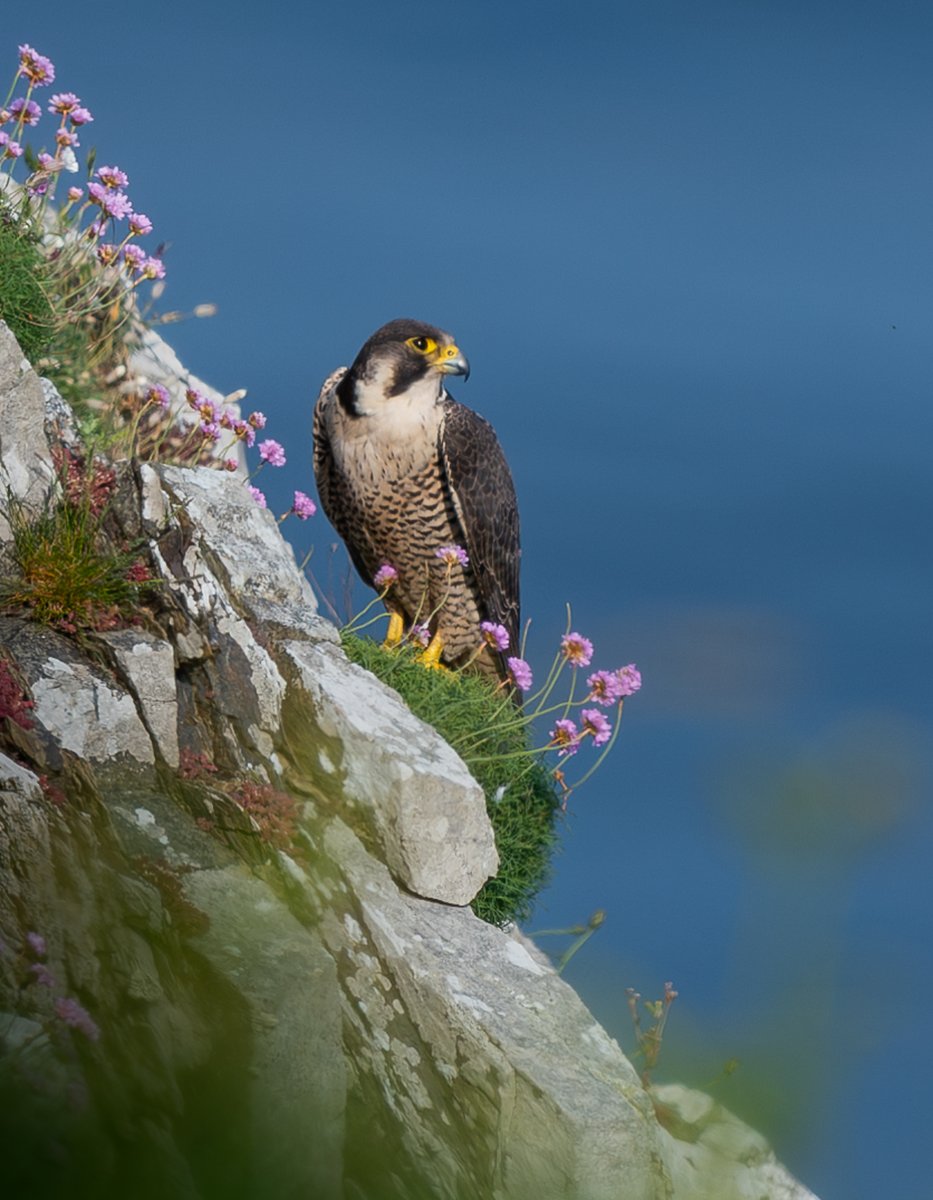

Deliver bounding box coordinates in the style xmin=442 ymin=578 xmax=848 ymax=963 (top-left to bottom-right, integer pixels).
xmin=0 ymin=320 xmax=817 ymax=1199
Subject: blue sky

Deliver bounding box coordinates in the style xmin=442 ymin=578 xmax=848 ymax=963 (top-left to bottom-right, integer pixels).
xmin=11 ymin=4 xmax=933 ymax=1196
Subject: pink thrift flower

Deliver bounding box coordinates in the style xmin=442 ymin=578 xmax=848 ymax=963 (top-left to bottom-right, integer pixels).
xmin=54 ymin=997 xmax=100 ymax=1042
xmin=233 ymin=419 xmax=256 ymax=447
xmin=146 ymin=383 xmax=170 ymax=410
xmin=373 ymin=563 xmax=398 ymax=590
xmin=586 ymin=669 xmax=624 ymax=706
xmin=258 ymin=439 xmax=286 ymax=467
xmin=480 ymin=621 xmax=510 ymax=651
xmin=200 ymin=421 xmax=221 ymax=443
xmin=10 ymin=97 xmax=41 ymax=126
xmin=49 ymin=92 xmax=81 ymax=115
xmin=141 ymin=256 xmax=166 ymax=280
xmin=104 ymin=191 xmax=133 ymax=220
xmin=248 ymin=411 xmax=266 ymax=430
xmin=248 ymin=486 xmax=267 ymax=509
xmin=18 ymin=44 xmax=55 ymax=86
xmin=549 ymin=718 xmax=580 ymax=757
xmin=222 ymin=458 xmax=239 ymax=472
xmin=561 ymin=632 xmax=594 ymax=668
xmin=409 ymin=623 xmax=431 ymax=647
xmin=581 ymin=708 xmax=612 ymax=747
xmin=25 ymin=932 xmax=47 ymax=958
xmin=66 ymin=185 xmax=83 ymax=202
xmin=291 ymin=491 xmax=316 ymax=519
xmin=96 ymin=164 xmax=129 ymax=190
xmin=1 ymin=139 xmax=23 ymax=160
xmin=30 ymin=963 xmax=56 ymax=989
xmin=507 ymin=656 xmax=533 ymax=692
xmin=128 ymin=212 xmax=153 ymax=237
xmin=97 ymin=243 xmax=119 ymax=267
xmin=123 ymin=244 xmax=146 ymax=272
xmin=435 ymin=544 xmax=469 ymax=567
xmin=87 ymin=182 xmax=117 ymax=212
xmin=54 ymin=127 xmax=78 ymax=147
xmin=36 ymin=152 xmax=56 ymax=170
xmin=196 ymin=396 xmax=220 ymax=423
xmin=615 ymin=664 xmax=642 ymax=696
xmin=69 ymin=106 xmax=93 ymax=126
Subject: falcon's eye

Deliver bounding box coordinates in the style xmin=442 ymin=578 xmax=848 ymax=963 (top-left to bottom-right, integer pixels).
xmin=407 ymin=336 xmax=437 ymax=355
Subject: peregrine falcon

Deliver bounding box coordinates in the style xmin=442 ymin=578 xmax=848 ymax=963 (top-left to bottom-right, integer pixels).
xmin=313 ymin=318 xmax=520 ymax=680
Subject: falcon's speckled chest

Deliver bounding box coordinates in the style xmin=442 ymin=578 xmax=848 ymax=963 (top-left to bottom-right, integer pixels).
xmin=318 ymin=378 xmax=460 ymax=570
xmin=330 ymin=393 xmax=444 ymax=496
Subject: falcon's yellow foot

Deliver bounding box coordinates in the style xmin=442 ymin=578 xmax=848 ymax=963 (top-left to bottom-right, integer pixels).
xmin=383 ymin=612 xmax=405 ymax=649
xmin=418 ymin=632 xmax=448 ymax=671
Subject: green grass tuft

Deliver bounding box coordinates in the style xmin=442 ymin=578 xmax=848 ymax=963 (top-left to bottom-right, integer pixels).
xmin=0 ymin=204 xmax=57 ymax=363
xmin=1 ymin=469 xmax=154 ymax=631
xmin=341 ymin=631 xmax=561 ymax=926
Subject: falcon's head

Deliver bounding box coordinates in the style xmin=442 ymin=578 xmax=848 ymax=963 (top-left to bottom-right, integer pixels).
xmin=337 ymin=318 xmax=470 ymax=417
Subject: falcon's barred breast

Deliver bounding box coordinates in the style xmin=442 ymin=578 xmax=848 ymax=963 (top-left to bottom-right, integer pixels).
xmin=313 ymin=318 xmax=521 ymax=678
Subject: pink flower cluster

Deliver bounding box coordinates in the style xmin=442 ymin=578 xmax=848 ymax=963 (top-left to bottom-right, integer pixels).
xmin=2 ymin=43 xmax=164 ymax=280
xmin=184 ymin=388 xmax=267 ymax=450
xmin=22 ymin=929 xmax=101 ymax=1042
xmin=17 ymin=44 xmax=55 ymax=86
xmin=177 ymin=399 xmax=304 ymax=517
xmin=548 ymin=709 xmax=612 ymax=757
xmin=585 ymin=664 xmax=642 ymax=705
xmin=542 ymin=631 xmax=642 ymax=756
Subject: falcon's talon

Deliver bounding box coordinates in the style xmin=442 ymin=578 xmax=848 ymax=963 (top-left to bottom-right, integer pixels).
xmin=383 ymin=612 xmax=404 ymax=648
xmin=418 ymin=632 xmax=446 ymax=670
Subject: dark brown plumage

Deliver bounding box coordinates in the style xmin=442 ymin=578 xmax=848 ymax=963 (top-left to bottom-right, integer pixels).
xmin=313 ymin=318 xmax=520 ymax=677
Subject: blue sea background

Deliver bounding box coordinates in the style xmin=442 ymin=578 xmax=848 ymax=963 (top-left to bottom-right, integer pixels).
xmin=16 ymin=3 xmax=933 ymax=1196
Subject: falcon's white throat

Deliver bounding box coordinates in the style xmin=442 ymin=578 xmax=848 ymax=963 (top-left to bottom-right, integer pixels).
xmin=326 ymin=366 xmax=447 ymax=482
xmin=350 ymin=357 xmax=447 ymax=437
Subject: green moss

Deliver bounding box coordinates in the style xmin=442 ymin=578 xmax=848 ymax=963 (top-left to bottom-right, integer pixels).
xmin=0 ymin=204 xmax=57 ymax=363
xmin=341 ymin=631 xmax=561 ymax=926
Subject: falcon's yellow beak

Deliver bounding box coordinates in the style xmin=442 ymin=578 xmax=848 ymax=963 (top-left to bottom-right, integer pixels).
xmin=436 ymin=344 xmax=470 ymax=379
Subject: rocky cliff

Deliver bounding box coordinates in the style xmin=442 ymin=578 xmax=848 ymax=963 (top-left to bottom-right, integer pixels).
xmin=0 ymin=319 xmax=817 ymax=1199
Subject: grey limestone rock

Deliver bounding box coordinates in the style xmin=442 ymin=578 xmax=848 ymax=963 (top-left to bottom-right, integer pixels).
xmin=29 ymin=649 xmax=156 ymax=767
xmin=140 ymin=462 xmax=292 ymax=764
xmin=98 ymin=630 xmax=180 ymax=768
xmin=653 ymin=1083 xmax=819 ymax=1200
xmin=142 ymin=461 xmax=318 ymax=615
xmin=306 ymin=811 xmax=662 ymax=1200
xmin=0 ymin=320 xmax=56 ymax=549
xmin=281 ymin=637 xmax=499 ymax=907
